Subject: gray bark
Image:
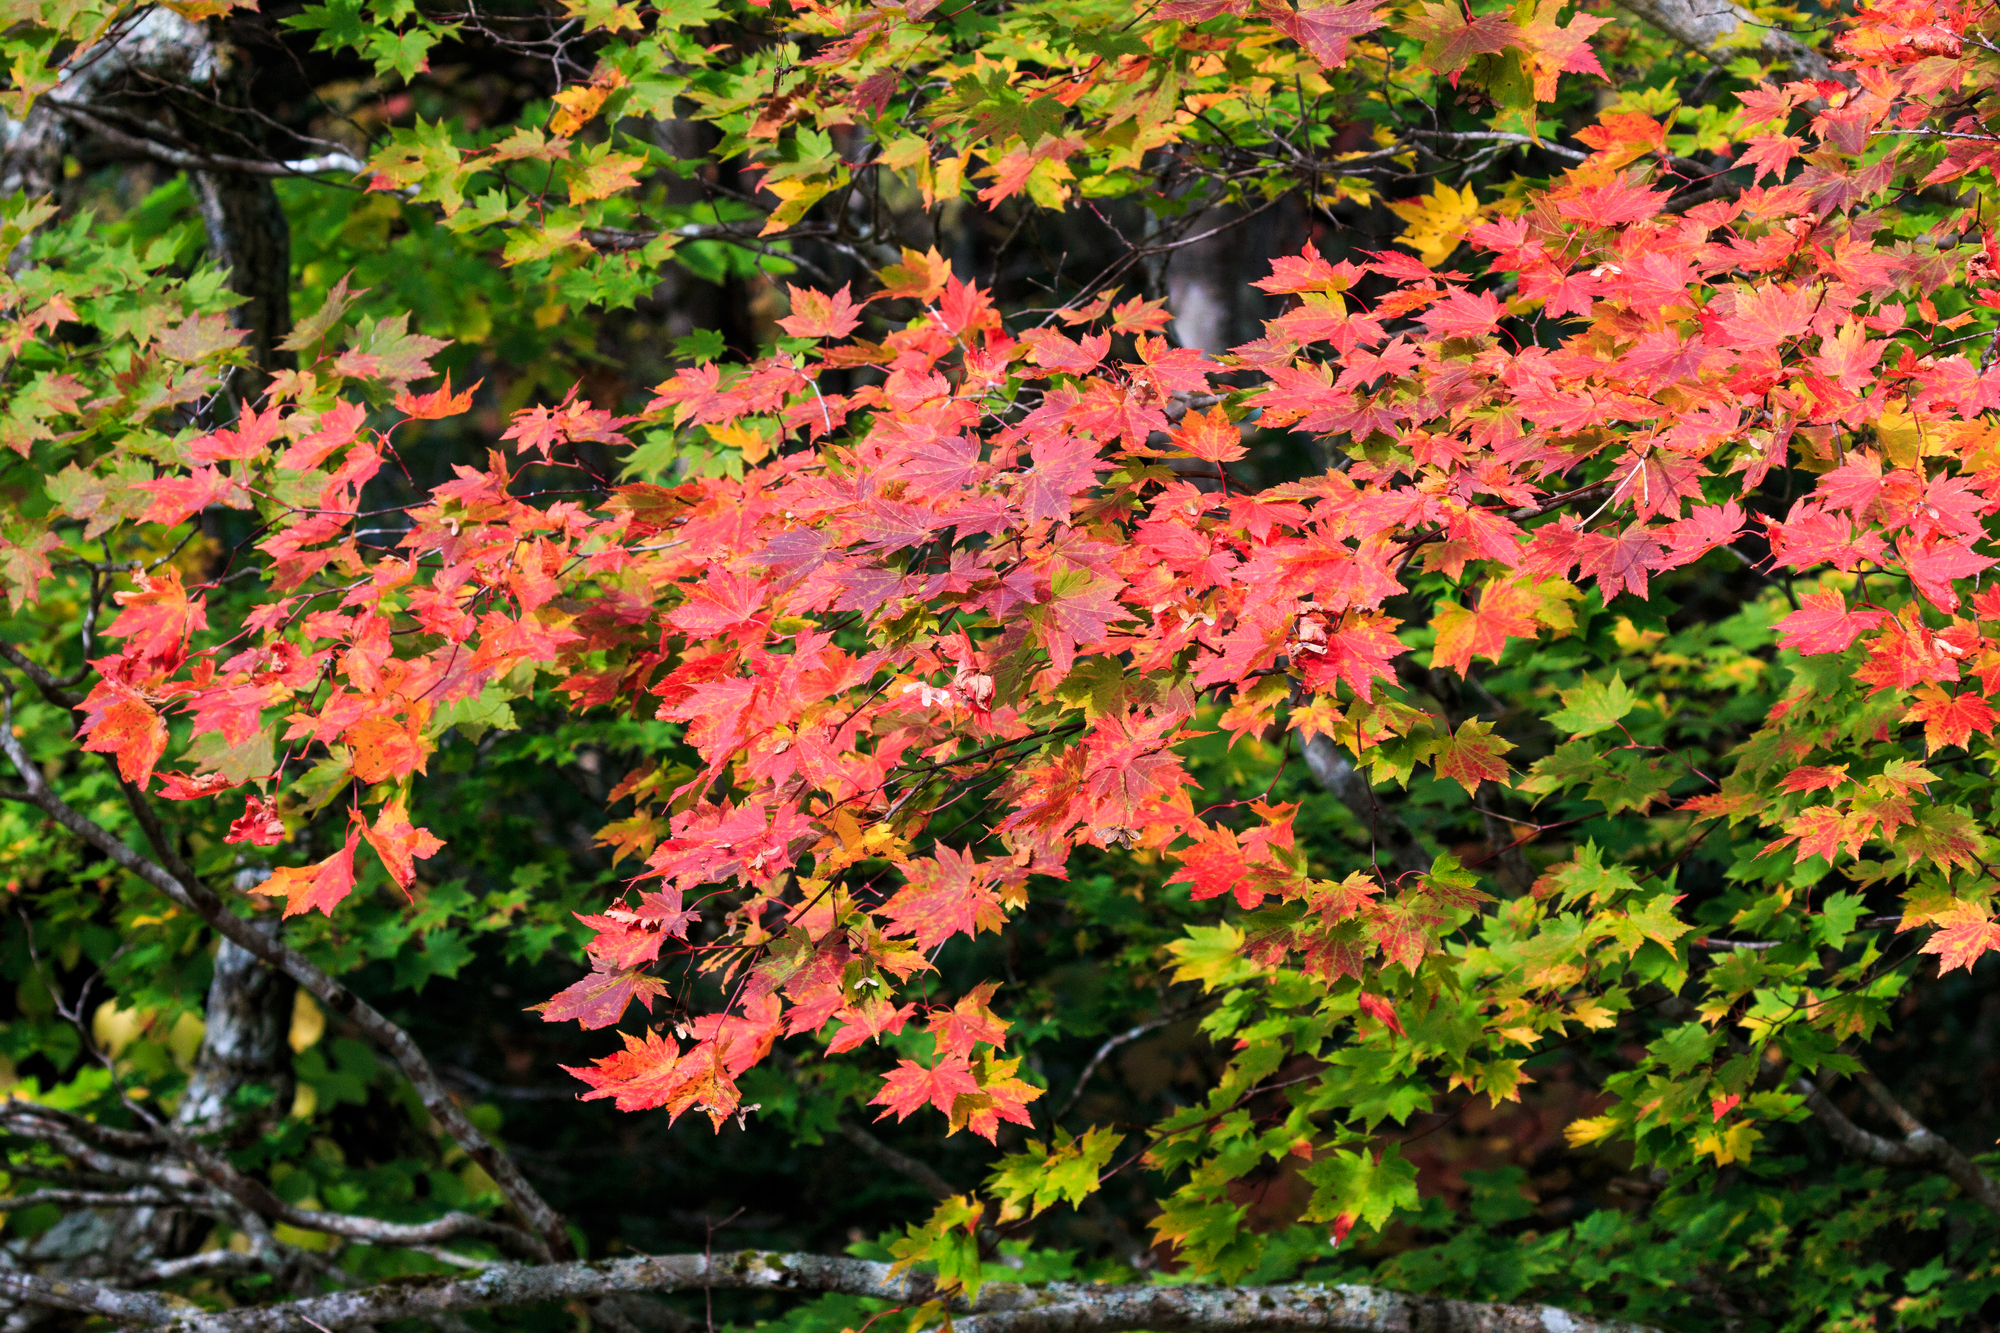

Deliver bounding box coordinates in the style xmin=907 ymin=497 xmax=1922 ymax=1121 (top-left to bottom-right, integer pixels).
xmin=0 ymin=10 xmax=293 ymax=377
xmin=1302 ymin=734 xmax=1432 ymax=879
xmin=0 ymin=1250 xmax=1660 ymax=1333
xmin=177 ymin=905 xmax=295 ymax=1137
xmin=1799 ymin=1070 xmax=2000 ymax=1217
xmin=1611 ymin=0 xmax=1837 ymax=82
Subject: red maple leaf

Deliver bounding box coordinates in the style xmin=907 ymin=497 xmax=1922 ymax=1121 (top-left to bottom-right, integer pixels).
xmin=158 ymin=770 xmax=238 ymax=802
xmin=137 ymin=467 xmax=241 ymax=526
xmin=1355 ymin=992 xmax=1404 ymax=1035
xmin=882 ymin=846 xmax=1005 ymax=949
xmin=1898 ymin=534 xmax=1996 ymax=610
xmin=187 ymin=403 xmax=287 ymax=462
xmin=1297 ymin=614 xmax=1405 ymax=700
xmin=394 ymin=370 xmax=480 ymax=421
xmin=1435 ymin=719 xmax=1513 ymax=795
xmin=225 ymin=795 xmax=287 ymax=846
xmin=1036 ymin=566 xmax=1125 ymax=674
xmin=105 ymin=567 xmax=207 ymax=667
xmin=1402 ymin=1 xmax=1514 ymax=75
xmin=1018 ymin=433 xmax=1105 ymax=522
xmin=1574 ymin=524 xmax=1665 ymax=600
xmin=1252 ymin=241 xmax=1356 ymax=295
xmin=535 ymin=958 xmax=670 ymax=1028
xmin=1778 ymin=765 xmax=1851 ymax=794
xmin=667 ymin=571 xmax=769 ymax=636
xmin=1022 ymin=328 xmax=1110 ymax=376
xmin=1267 ymin=0 xmax=1386 ymax=68
xmin=1775 ymin=589 xmax=1888 ymax=654
xmin=825 ymin=995 xmax=917 ymax=1054
xmin=950 ymin=1056 xmax=1043 ymax=1141
xmin=869 ymin=1054 xmax=981 ymax=1121
xmin=280 ymin=401 xmax=367 ymax=471
xmin=929 ymin=982 xmax=1010 ymax=1058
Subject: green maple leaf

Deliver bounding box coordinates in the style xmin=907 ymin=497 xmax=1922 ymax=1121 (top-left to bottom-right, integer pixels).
xmin=1599 ymin=892 xmax=1692 ymax=957
xmin=1301 ymin=1145 xmax=1420 ymax=1231
xmin=1516 ymin=738 xmax=1602 ymax=797
xmin=1652 ymin=1021 xmax=1721 ymax=1078
xmin=366 ymin=26 xmax=438 ymax=81
xmin=1547 ymin=672 xmax=1638 ymax=736
xmin=283 ymin=0 xmax=370 ymax=52
xmin=1168 ymin=924 xmax=1259 ymax=990
xmin=1534 ymin=841 xmax=1640 ymax=907
xmin=1587 ymin=753 xmax=1677 ymax=815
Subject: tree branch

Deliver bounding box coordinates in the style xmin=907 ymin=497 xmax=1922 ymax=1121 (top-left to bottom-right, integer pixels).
xmin=1301 ymin=733 xmax=1432 ymax=878
xmin=0 ymin=1252 xmax=1657 ymax=1333
xmin=0 ymin=712 xmax=570 ymax=1261
xmin=836 ymin=1120 xmax=958 ymax=1201
xmin=1611 ymin=0 xmax=1839 ymax=82
xmin=52 ymin=104 xmax=364 ymax=177
xmin=1797 ymin=1072 xmax=2000 ymax=1216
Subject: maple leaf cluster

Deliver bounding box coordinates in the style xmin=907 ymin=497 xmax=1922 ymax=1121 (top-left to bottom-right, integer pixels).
xmin=29 ymin=0 xmax=2000 ymax=1154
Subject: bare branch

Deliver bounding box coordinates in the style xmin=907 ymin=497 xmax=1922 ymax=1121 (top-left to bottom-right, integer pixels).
xmin=0 ymin=1187 xmax=209 ymax=1211
xmin=54 ymin=105 xmax=365 ymax=177
xmin=836 ymin=1120 xmax=958 ymax=1201
xmin=0 ymin=1274 xmax=182 ymax=1325
xmin=0 ymin=640 xmax=81 ymax=707
xmin=1798 ymin=1073 xmax=2000 ymax=1216
xmin=2 ymin=1252 xmax=1658 ymax=1333
xmin=1055 ymin=1009 xmax=1196 ymax=1121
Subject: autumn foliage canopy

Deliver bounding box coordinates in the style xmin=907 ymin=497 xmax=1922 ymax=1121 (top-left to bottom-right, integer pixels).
xmin=10 ymin=0 xmax=2000 ymax=1325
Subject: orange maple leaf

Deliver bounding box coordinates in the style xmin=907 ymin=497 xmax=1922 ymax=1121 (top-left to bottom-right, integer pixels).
xmin=393 ymin=370 xmax=480 ymax=422
xmin=361 ymin=797 xmax=445 ymax=890
xmin=1435 ymin=718 xmax=1514 ymax=795
xmin=346 ymin=714 xmax=432 ymax=784
xmin=76 ymin=687 xmax=170 ymax=788
xmin=1920 ymin=899 xmax=2000 ymax=974
xmin=1432 ymin=580 xmax=1540 ymax=675
xmin=254 ymin=828 xmax=360 ymax=918
xmin=1902 ymin=684 xmax=1997 ymax=753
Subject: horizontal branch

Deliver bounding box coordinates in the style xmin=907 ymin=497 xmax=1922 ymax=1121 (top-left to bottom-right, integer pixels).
xmin=6 ymin=1251 xmax=1656 ymax=1333
xmin=0 ymin=1186 xmax=207 ymax=1211
xmin=54 ymin=104 xmax=366 ymax=177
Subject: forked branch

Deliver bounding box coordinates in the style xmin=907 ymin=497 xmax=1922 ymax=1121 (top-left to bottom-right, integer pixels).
xmin=1798 ymin=1070 xmax=2000 ymax=1217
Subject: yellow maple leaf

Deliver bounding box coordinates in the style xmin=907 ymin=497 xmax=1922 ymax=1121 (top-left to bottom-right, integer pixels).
xmin=1386 ymin=180 xmax=1486 ymax=268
